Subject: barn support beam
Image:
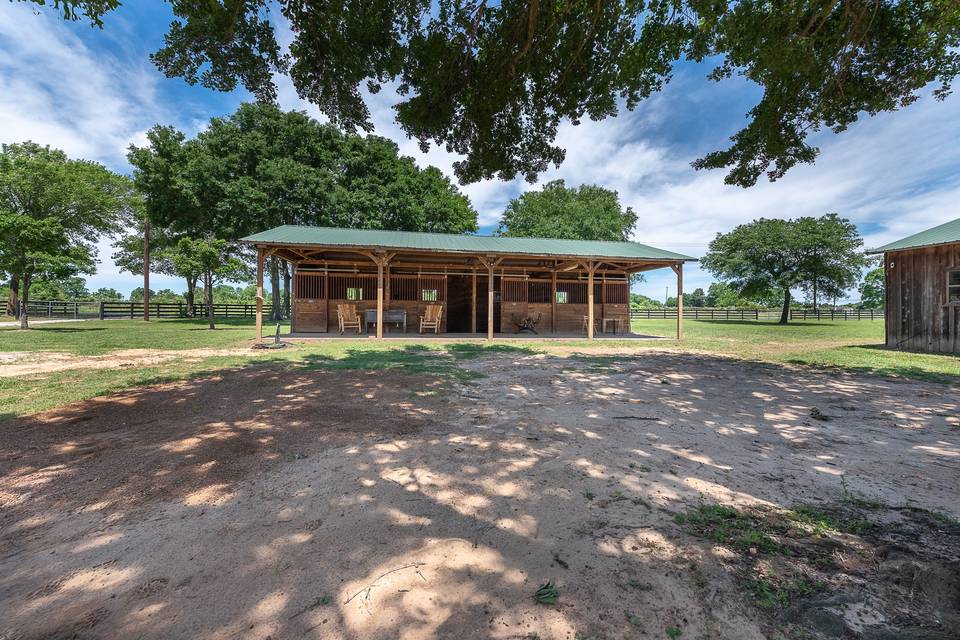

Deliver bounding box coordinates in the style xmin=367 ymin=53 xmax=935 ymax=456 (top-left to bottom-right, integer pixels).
xmin=587 ymin=261 xmax=596 ymax=340
xmin=671 ymin=262 xmax=684 ymax=340
xmin=551 ymin=270 xmax=557 ymax=334
xmin=471 ymin=268 xmax=477 ymax=334
xmin=255 ymin=246 xmax=265 ymax=344
xmin=478 ymin=255 xmax=501 ymax=340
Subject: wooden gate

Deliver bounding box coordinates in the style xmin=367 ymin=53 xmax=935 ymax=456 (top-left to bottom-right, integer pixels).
xmin=293 ymin=271 xmax=327 ymax=332
xmin=501 ymin=278 xmax=528 ymax=332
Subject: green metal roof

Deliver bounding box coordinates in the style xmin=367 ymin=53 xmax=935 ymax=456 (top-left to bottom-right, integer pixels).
xmin=869 ymin=217 xmax=960 ymax=253
xmin=242 ymin=225 xmax=696 ymax=261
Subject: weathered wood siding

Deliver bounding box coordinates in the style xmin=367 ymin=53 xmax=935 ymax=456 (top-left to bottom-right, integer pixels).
xmin=884 ymin=243 xmax=960 ymax=353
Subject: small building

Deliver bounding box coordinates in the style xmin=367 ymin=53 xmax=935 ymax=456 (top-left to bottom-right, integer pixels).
xmin=242 ymin=225 xmax=696 ymax=341
xmin=869 ymin=217 xmax=960 ymax=353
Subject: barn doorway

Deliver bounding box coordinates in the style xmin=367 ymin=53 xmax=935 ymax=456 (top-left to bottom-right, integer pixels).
xmin=445 ymin=275 xmax=473 ymax=333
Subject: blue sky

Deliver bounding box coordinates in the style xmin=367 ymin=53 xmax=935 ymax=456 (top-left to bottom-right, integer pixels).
xmin=2 ymin=2 xmax=959 ymax=301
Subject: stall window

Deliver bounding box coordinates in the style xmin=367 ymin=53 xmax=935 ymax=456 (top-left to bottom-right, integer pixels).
xmin=555 ymin=291 xmax=569 ymax=304
xmin=347 ymin=287 xmax=363 ymax=301
xmin=422 ymin=289 xmax=439 ymax=302
xmin=949 ymin=269 xmax=960 ymax=303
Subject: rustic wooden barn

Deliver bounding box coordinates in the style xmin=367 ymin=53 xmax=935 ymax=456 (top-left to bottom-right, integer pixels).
xmin=242 ymin=226 xmax=695 ymax=342
xmin=869 ymin=217 xmax=960 ymax=353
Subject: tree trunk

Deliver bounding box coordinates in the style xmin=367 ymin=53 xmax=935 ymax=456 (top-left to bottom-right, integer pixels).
xmin=779 ymin=288 xmax=791 ymax=325
xmin=185 ymin=277 xmax=197 ymax=316
xmin=282 ymin=261 xmax=291 ymax=320
xmin=19 ymin=273 xmax=31 ymax=330
xmin=205 ymin=271 xmax=215 ymax=330
xmin=812 ymin=280 xmax=818 ymax=313
xmin=270 ymin=257 xmax=281 ymax=322
xmin=6 ymin=274 xmax=19 ymax=317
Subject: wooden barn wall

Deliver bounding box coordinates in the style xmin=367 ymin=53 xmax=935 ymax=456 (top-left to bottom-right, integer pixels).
xmin=884 ymin=244 xmax=960 ymax=353
xmin=293 ymin=266 xmax=632 ymax=335
xmin=292 ymin=271 xmax=449 ymax=333
xmin=500 ymin=278 xmax=630 ymax=334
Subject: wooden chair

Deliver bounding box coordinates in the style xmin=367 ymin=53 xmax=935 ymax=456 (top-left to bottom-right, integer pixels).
xmin=419 ymin=304 xmax=443 ymax=334
xmin=337 ymin=303 xmax=362 ymax=335
xmin=581 ymin=315 xmax=600 ymax=334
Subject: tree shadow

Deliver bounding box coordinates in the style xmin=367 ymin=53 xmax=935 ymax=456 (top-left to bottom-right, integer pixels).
xmin=5 ymin=326 xmax=108 ymax=334
xmin=1 ymin=351 xmax=957 ymax=639
xmin=686 ymin=319 xmax=836 ymax=328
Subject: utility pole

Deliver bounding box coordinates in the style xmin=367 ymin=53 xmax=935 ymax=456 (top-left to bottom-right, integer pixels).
xmin=143 ymin=217 xmax=150 ymax=321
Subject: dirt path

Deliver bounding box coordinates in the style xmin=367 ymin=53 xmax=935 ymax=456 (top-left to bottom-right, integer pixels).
xmin=0 ymin=348 xmax=257 ymax=377
xmin=0 ymin=352 xmax=957 ymax=639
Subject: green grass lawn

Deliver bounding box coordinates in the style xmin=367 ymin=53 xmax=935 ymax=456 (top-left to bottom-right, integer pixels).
xmin=630 ymin=318 xmax=959 ymax=383
xmin=0 ymin=318 xmax=287 ymax=354
xmin=1 ymin=317 xmax=957 ymax=420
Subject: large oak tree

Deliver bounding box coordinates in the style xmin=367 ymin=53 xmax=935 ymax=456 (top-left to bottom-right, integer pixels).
xmin=498 ymin=180 xmax=637 ymax=241
xmin=700 ymin=214 xmax=867 ymax=323
xmin=25 ymin=0 xmax=960 ymax=186
xmin=0 ymin=142 xmax=135 ymax=328
xmin=128 ymin=102 xmax=477 ymax=320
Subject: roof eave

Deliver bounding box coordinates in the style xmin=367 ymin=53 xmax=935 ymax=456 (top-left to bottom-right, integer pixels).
xmin=867 ymin=238 xmax=960 ymax=254
xmin=242 ymin=238 xmax=697 ymax=263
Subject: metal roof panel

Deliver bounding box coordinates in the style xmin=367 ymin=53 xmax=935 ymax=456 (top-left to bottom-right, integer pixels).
xmin=242 ymin=225 xmax=697 ymax=261
xmin=869 ymin=217 xmax=960 ymax=253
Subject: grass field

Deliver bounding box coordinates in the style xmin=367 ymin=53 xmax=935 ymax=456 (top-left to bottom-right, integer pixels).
xmin=1 ymin=317 xmax=957 ymax=420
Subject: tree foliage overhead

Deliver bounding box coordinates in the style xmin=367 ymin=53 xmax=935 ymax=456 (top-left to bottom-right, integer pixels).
xmin=128 ymin=102 xmax=478 ymax=239
xmin=28 ymin=0 xmax=960 ymax=186
xmin=498 ymin=180 xmax=637 ymax=241
xmin=700 ymin=214 xmax=868 ymax=323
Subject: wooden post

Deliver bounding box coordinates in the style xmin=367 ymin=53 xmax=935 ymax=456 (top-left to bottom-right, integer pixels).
xmin=587 ymin=262 xmax=595 ymax=340
xmin=143 ymin=217 xmax=150 ymax=321
xmin=376 ymin=257 xmax=385 ymax=339
xmin=551 ymin=270 xmax=557 ymax=334
xmin=471 ymin=268 xmax=477 ymax=334
xmin=487 ymin=265 xmax=495 ymax=340
xmin=672 ymin=262 xmax=684 ymax=340
xmin=255 ymin=247 xmax=265 ymax=344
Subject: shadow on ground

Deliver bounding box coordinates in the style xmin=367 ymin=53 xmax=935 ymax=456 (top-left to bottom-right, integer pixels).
xmin=1 ymin=349 xmax=957 ymax=639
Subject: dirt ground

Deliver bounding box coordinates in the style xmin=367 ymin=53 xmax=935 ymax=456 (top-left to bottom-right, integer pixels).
xmin=1 ymin=351 xmax=958 ymax=640
xmin=0 ymin=348 xmax=256 ymax=378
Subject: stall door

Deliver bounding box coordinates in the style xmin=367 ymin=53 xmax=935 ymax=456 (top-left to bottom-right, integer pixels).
xmin=501 ymin=278 xmax=528 ymax=332
xmin=293 ymin=272 xmax=327 ymax=332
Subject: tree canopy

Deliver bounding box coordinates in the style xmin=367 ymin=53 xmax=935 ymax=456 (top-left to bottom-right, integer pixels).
xmin=0 ymin=141 xmax=135 ymax=328
xmin=858 ymin=267 xmax=886 ymax=308
xmin=30 ymin=0 xmax=960 ymax=186
xmin=128 ymin=102 xmax=478 ymax=238
xmin=700 ymin=214 xmax=867 ymax=323
xmin=498 ymin=180 xmax=637 ymax=241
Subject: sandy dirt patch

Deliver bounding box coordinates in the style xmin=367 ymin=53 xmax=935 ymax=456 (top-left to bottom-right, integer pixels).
xmin=0 ymin=352 xmax=957 ymax=639
xmin=0 ymin=348 xmax=258 ymax=378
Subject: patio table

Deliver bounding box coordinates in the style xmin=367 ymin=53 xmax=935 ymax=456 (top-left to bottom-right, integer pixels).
xmin=364 ymin=309 xmax=407 ymax=333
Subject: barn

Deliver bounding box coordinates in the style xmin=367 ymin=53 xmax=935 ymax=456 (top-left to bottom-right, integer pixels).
xmin=242 ymin=225 xmax=695 ymax=341
xmin=870 ymin=217 xmax=960 ymax=353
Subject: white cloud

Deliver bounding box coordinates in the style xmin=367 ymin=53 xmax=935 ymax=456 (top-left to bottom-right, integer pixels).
xmin=0 ymin=3 xmax=167 ymax=169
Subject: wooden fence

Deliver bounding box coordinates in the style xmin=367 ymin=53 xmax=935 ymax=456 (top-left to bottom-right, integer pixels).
xmin=788 ymin=308 xmax=883 ymax=321
xmin=630 ymin=308 xmax=883 ymax=321
xmin=14 ymin=300 xmax=281 ymax=320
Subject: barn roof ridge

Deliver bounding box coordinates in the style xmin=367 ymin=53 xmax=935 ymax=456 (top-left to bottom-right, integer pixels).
xmin=869 ymin=217 xmax=960 ymax=253
xmin=242 ymin=224 xmax=697 ymax=262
